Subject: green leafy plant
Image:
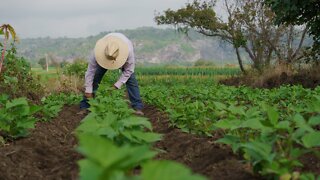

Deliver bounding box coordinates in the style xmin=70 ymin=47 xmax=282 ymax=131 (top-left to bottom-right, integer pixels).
xmin=75 ymin=80 xmax=206 ymax=180
xmin=76 ymin=85 xmax=161 ymax=145
xmin=0 ymin=45 xmax=43 ymax=100
xmin=77 ymin=134 xmax=206 ymax=180
xmin=215 ymin=103 xmax=320 ymax=178
xmin=141 ymin=160 xmax=206 ymax=180
xmin=41 ymin=93 xmax=81 ymax=121
xmin=140 ymin=78 xmax=320 ymax=179
xmin=62 ymin=59 xmax=88 ymax=78
xmin=0 ymin=94 xmax=40 ymax=139
xmin=77 ymin=134 xmax=157 ymax=180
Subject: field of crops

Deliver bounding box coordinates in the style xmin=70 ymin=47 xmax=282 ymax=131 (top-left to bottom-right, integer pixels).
xmin=140 ymin=73 xmax=320 ymax=177
xmin=73 ymin=69 xmax=320 ymax=179
xmin=0 ymin=66 xmax=319 ymax=180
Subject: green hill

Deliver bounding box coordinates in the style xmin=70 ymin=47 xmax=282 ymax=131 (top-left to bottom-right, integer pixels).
xmin=17 ymin=27 xmax=238 ymax=66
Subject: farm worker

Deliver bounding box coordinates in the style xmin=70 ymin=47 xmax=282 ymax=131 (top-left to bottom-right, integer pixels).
xmin=79 ymin=32 xmax=144 ymax=115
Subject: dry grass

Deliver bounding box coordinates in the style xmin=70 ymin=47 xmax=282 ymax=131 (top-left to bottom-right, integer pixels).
xmin=251 ymin=63 xmax=295 ymax=87
xmin=44 ymin=75 xmax=84 ymax=94
xmin=220 ymin=63 xmax=320 ymax=89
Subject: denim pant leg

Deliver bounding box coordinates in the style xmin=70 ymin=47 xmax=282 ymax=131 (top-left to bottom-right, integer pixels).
xmin=80 ymin=65 xmax=108 ymax=109
xmin=126 ymin=73 xmax=143 ymax=110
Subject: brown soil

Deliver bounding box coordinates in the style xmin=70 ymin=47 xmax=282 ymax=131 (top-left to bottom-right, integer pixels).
xmin=0 ymin=103 xmax=317 ymax=180
xmin=144 ymin=105 xmax=260 ymax=180
xmin=220 ymin=71 xmax=320 ymax=89
xmin=0 ymin=105 xmax=85 ymax=180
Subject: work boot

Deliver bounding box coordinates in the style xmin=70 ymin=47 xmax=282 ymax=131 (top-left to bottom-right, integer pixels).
xmin=77 ymin=109 xmax=89 ymax=115
xmin=134 ymin=109 xmax=144 ymax=116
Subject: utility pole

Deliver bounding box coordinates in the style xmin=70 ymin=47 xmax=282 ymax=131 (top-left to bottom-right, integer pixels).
xmin=45 ymin=53 xmax=49 ymax=72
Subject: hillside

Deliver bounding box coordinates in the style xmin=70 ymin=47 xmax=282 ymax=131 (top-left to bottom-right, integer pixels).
xmin=17 ymin=27 xmax=238 ymax=66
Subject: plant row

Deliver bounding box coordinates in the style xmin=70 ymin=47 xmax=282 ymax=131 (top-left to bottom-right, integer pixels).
xmin=135 ymin=67 xmax=239 ymax=76
xmin=141 ymin=81 xmax=320 ymax=179
xmin=74 ymin=83 xmax=206 ymax=180
xmin=0 ymin=93 xmax=81 ymax=142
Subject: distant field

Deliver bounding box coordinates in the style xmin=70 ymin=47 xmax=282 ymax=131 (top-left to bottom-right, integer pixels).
xmin=135 ymin=66 xmax=240 ymax=76
xmin=31 ymin=67 xmax=59 ymax=80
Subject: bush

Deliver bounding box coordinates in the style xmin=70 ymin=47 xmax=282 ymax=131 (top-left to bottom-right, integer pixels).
xmin=193 ymin=59 xmax=215 ymax=67
xmin=0 ymin=45 xmax=44 ymax=101
xmin=0 ymin=94 xmax=40 ymax=139
xmin=62 ymin=59 xmax=88 ymax=78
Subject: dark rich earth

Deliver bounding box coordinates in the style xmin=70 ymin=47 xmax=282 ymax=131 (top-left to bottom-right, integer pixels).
xmin=0 ymin=104 xmax=318 ymax=180
xmin=144 ymin=105 xmax=260 ymax=180
xmin=0 ymin=105 xmax=85 ymax=180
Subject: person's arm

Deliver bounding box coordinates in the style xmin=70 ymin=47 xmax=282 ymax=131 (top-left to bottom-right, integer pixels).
xmin=114 ymin=52 xmax=135 ymax=89
xmin=84 ymin=54 xmax=98 ymax=95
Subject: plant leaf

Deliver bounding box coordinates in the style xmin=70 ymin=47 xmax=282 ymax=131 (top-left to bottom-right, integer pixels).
xmin=267 ymin=106 xmax=279 ymax=126
xmin=301 ymin=132 xmax=320 ymax=148
xmin=122 ymin=116 xmax=152 ymax=130
xmin=308 ymin=115 xmax=320 ymax=126
xmin=142 ymin=160 xmax=207 ymax=180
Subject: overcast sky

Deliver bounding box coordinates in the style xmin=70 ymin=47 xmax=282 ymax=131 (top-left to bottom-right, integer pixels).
xmin=1 ymin=0 xmax=200 ymax=38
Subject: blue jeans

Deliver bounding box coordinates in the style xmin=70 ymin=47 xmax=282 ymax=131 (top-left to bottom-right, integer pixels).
xmin=80 ymin=65 xmax=143 ymax=110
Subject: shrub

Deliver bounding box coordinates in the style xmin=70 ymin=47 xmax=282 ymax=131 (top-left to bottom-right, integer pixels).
xmin=62 ymin=59 xmax=88 ymax=78
xmin=0 ymin=45 xmax=44 ymax=101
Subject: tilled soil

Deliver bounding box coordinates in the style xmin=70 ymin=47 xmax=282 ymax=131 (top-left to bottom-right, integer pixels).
xmin=0 ymin=104 xmax=318 ymax=180
xmin=144 ymin=105 xmax=260 ymax=180
xmin=0 ymin=105 xmax=85 ymax=180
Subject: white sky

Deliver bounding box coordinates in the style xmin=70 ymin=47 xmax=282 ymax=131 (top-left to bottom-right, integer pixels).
xmin=0 ymin=0 xmax=193 ymax=38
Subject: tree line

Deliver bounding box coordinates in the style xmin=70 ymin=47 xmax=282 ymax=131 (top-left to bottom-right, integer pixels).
xmin=155 ymin=0 xmax=319 ymax=73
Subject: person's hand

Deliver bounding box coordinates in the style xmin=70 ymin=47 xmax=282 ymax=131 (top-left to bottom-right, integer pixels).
xmin=85 ymin=93 xmax=93 ymax=98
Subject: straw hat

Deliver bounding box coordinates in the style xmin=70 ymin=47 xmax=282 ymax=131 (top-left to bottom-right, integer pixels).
xmin=94 ymin=35 xmax=129 ymax=70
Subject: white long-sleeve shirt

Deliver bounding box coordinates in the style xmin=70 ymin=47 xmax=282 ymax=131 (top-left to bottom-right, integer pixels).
xmin=84 ymin=33 xmax=135 ymax=93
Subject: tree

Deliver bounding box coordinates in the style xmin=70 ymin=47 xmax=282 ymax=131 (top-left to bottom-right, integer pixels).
xmin=38 ymin=57 xmax=46 ymax=70
xmin=0 ymin=24 xmax=17 ymax=73
xmin=265 ymin=0 xmax=320 ymax=44
xmin=194 ymin=59 xmax=215 ymax=66
xmin=265 ymin=0 xmax=320 ymax=62
xmin=155 ymin=0 xmax=308 ymax=72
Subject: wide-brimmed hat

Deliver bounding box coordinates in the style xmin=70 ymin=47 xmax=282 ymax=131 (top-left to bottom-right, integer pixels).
xmin=94 ymin=35 xmax=129 ymax=70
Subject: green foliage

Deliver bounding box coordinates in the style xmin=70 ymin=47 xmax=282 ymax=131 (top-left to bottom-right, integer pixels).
xmin=141 ymin=78 xmax=320 ymax=178
xmin=215 ymin=104 xmax=320 ymax=177
xmin=77 ymin=112 xmax=162 ymax=146
xmin=0 ymin=24 xmax=16 ymax=42
xmin=136 ymin=66 xmax=238 ymax=76
xmin=193 ymin=59 xmax=215 ymax=67
xmin=141 ymin=161 xmax=206 ymax=180
xmin=155 ymin=0 xmax=310 ymax=70
xmin=77 ymin=134 xmax=157 ymax=180
xmin=77 ymin=134 xmax=206 ymax=180
xmin=0 ymin=94 xmax=40 ymax=138
xmin=76 ymin=80 xmax=205 ymax=180
xmin=40 ymin=93 xmax=81 ymax=121
xmin=0 ymin=46 xmax=43 ymax=100
xmin=0 ymin=24 xmax=17 ymax=73
xmin=38 ymin=57 xmax=46 ymax=70
xmin=155 ymin=1 xmax=221 ymax=33
xmin=62 ymin=59 xmax=88 ymax=78
xmin=76 ymin=85 xmax=161 ymax=145
xmin=265 ymin=0 xmax=320 ymax=61
xmin=265 ymin=0 xmax=320 ymax=43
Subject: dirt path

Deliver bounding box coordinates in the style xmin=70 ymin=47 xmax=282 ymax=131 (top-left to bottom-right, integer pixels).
xmin=144 ymin=105 xmax=260 ymax=180
xmin=0 ymin=105 xmax=85 ymax=180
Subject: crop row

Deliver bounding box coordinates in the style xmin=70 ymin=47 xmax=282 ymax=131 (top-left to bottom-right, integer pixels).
xmin=74 ymin=82 xmax=206 ymax=180
xmin=135 ymin=67 xmax=239 ymax=76
xmin=0 ymin=93 xmax=80 ymax=141
xmin=141 ymin=81 xmax=320 ymax=179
